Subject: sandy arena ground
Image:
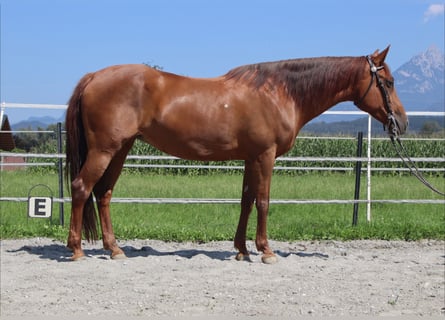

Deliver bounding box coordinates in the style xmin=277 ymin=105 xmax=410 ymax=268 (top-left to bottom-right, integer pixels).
xmin=1 ymin=238 xmax=444 ymax=317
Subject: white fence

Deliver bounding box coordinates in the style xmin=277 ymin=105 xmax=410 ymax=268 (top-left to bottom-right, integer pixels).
xmin=1 ymin=103 xmax=444 ymax=223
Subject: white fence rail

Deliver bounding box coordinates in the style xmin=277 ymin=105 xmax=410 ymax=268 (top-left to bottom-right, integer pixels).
xmin=1 ymin=152 xmax=444 ymax=172
xmin=1 ymin=103 xmax=444 ymax=223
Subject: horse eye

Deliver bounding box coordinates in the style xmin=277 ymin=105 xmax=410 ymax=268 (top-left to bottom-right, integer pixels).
xmin=386 ymin=80 xmax=394 ymax=88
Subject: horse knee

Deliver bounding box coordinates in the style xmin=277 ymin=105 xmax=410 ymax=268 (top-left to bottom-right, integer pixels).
xmin=255 ymin=199 xmax=269 ymax=213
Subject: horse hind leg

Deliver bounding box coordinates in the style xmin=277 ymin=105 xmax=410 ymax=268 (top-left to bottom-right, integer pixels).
xmin=93 ymin=138 xmax=136 ymax=259
xmin=68 ymin=150 xmax=114 ymax=260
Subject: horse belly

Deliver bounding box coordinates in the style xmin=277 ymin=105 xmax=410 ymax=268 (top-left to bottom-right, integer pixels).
xmin=140 ymin=122 xmax=243 ymax=161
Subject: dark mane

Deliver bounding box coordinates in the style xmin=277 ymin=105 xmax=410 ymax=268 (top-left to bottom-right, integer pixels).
xmin=225 ymin=57 xmax=363 ymax=103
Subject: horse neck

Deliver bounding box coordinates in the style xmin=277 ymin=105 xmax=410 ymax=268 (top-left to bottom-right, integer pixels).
xmin=284 ymin=57 xmax=363 ymax=126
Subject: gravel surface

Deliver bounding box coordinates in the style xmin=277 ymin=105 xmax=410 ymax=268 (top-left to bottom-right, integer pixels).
xmin=1 ymin=238 xmax=444 ymax=317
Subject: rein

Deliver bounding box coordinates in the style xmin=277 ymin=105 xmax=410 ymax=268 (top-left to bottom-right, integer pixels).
xmin=390 ymin=135 xmax=445 ymax=196
xmin=359 ymin=56 xmax=445 ymax=197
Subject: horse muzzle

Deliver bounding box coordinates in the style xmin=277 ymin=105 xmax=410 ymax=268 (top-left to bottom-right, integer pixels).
xmin=386 ymin=112 xmax=408 ymax=137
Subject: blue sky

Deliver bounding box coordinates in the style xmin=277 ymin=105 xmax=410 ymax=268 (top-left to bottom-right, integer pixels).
xmin=1 ymin=0 xmax=444 ymax=123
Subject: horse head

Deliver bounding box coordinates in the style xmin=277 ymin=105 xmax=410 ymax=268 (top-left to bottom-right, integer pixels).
xmin=355 ymin=46 xmax=408 ymax=137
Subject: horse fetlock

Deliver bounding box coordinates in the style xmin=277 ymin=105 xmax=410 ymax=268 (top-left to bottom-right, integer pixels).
xmin=235 ymin=252 xmax=252 ymax=262
xmin=234 ymin=239 xmax=247 ymax=253
xmin=71 ymin=251 xmax=86 ymax=261
xmin=67 ymin=233 xmax=81 ymax=249
xmin=255 ymin=238 xmax=270 ymax=252
xmin=109 ymin=245 xmax=125 ymax=256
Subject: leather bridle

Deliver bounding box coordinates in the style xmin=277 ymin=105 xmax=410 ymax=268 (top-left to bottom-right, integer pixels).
xmin=355 ymin=55 xmax=399 ymax=137
xmin=356 ymin=56 xmax=444 ymax=196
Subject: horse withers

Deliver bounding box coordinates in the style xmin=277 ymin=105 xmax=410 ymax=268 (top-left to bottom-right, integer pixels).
xmin=65 ymin=46 xmax=408 ymax=263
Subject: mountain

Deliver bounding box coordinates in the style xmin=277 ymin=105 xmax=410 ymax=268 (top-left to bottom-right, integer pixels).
xmin=11 ymin=115 xmax=65 ymax=130
xmin=302 ymin=116 xmax=444 ymax=135
xmin=394 ymin=45 xmax=444 ymax=111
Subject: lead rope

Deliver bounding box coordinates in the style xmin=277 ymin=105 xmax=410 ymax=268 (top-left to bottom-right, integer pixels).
xmin=390 ymin=135 xmax=445 ymax=197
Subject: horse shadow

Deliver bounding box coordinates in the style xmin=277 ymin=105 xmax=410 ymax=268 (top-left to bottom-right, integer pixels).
xmin=7 ymin=243 xmax=329 ymax=262
xmin=6 ymin=243 xmax=236 ymax=262
xmin=275 ymin=250 xmax=329 ymax=259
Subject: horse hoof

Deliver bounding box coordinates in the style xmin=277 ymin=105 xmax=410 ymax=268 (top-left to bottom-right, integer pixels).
xmin=111 ymin=253 xmax=127 ymax=260
xmin=235 ymin=252 xmax=252 ymax=262
xmin=261 ymin=254 xmax=278 ymax=264
xmin=71 ymin=254 xmax=86 ymax=261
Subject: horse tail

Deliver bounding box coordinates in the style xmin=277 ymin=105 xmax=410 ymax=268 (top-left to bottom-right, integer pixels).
xmin=65 ymin=73 xmax=98 ymax=241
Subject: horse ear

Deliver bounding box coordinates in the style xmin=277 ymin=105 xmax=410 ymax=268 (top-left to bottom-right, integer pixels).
xmin=371 ymin=45 xmax=391 ymax=65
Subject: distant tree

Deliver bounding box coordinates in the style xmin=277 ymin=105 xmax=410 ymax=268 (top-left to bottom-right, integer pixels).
xmin=420 ymin=121 xmax=442 ymax=136
xmin=13 ymin=125 xmax=58 ymax=152
xmin=13 ymin=127 xmax=39 ymax=151
xmin=143 ymin=62 xmax=163 ymax=70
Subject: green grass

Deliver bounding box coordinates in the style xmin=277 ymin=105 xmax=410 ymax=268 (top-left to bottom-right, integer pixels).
xmin=1 ymin=171 xmax=444 ymax=242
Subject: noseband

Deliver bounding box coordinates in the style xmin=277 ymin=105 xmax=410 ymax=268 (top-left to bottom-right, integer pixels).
xmin=355 ymin=56 xmax=399 ymax=137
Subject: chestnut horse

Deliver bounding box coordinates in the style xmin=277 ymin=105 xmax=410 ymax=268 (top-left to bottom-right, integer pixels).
xmin=66 ymin=46 xmax=408 ymax=263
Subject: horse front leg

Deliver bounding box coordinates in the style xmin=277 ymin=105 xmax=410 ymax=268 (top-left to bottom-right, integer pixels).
xmin=234 ymin=150 xmax=277 ymax=264
xmin=234 ymin=161 xmax=255 ymax=261
xmin=253 ymin=149 xmax=277 ymax=264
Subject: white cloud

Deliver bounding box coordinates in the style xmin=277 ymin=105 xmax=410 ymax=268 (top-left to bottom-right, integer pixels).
xmin=424 ymin=3 xmax=445 ymax=22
